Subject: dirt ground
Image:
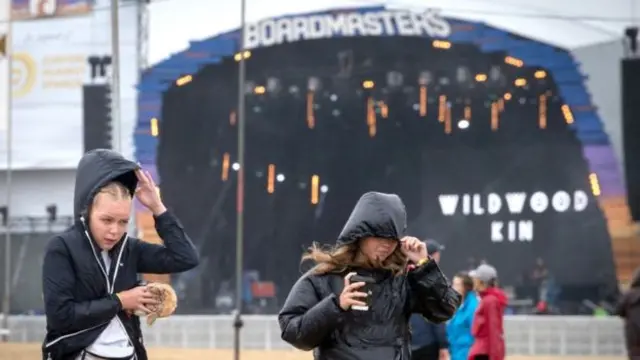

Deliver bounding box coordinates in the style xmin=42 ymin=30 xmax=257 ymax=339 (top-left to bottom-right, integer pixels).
xmin=0 ymin=343 xmax=626 ymax=360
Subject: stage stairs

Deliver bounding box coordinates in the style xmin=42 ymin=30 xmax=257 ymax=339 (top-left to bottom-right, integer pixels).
xmin=600 ymin=196 xmax=640 ymax=287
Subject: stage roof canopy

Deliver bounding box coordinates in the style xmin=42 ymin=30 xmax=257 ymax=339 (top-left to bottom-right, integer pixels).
xmin=148 ymin=0 xmax=638 ymax=65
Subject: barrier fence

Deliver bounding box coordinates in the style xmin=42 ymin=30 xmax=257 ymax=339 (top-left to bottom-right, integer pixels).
xmin=1 ymin=315 xmax=626 ymax=356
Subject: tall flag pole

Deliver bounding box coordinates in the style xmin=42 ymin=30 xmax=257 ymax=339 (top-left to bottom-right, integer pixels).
xmin=1 ymin=0 xmax=13 ymax=342
xmin=233 ymin=0 xmax=247 ymax=358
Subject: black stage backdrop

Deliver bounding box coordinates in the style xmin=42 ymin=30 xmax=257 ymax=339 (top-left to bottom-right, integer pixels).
xmin=416 ymin=142 xmax=612 ymax=286
xmin=158 ymin=36 xmax=616 ymax=307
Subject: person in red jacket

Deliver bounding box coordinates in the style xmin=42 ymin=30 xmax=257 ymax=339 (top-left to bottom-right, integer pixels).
xmin=468 ymin=264 xmax=508 ymax=360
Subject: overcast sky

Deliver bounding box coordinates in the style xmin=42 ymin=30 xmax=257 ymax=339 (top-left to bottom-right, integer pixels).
xmin=148 ymin=0 xmax=640 ymax=65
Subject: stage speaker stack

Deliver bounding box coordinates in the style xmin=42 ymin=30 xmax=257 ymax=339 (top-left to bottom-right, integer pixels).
xmin=82 ymin=84 xmax=112 ymax=152
xmin=623 ymin=27 xmax=640 ymax=220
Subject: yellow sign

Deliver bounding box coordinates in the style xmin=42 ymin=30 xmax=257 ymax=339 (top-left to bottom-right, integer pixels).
xmin=12 ymin=52 xmax=36 ymax=98
xmin=11 ymin=51 xmax=88 ymax=98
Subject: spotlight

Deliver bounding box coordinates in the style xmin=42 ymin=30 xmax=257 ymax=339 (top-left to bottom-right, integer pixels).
xmin=475 ymin=73 xmax=487 ymax=82
xmin=266 ymin=77 xmax=281 ymax=93
xmin=489 ymin=66 xmax=502 ymax=83
xmin=418 ymin=71 xmax=432 ymax=86
xmin=387 ymin=71 xmax=404 ymax=88
xmin=244 ymin=81 xmax=256 ymax=95
xmin=534 ymin=70 xmax=547 ymax=79
xmin=456 ymin=66 xmax=470 ymax=83
xmin=320 ymin=185 xmax=329 ymax=193
xmin=329 ymin=94 xmax=338 ymax=102
xmin=232 ymin=162 xmax=240 ymax=171
xmin=276 ymin=174 xmax=285 ymax=182
xmin=457 ymin=119 xmax=470 ymax=129
xmin=308 ymin=77 xmax=321 ymax=92
xmin=289 ymin=85 xmax=299 ymax=95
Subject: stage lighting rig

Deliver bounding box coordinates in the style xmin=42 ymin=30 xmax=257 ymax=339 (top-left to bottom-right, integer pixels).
xmin=266 ymin=77 xmax=281 ymax=94
xmin=418 ymin=71 xmax=432 ymax=86
xmin=308 ymin=77 xmax=322 ymax=92
xmin=386 ymin=71 xmax=404 ymax=89
xmin=456 ymin=66 xmax=470 ymax=84
xmin=288 ymin=85 xmax=300 ymax=96
xmin=489 ymin=65 xmax=505 ymax=86
xmin=244 ymin=80 xmax=256 ymax=95
xmin=337 ymin=50 xmax=354 ymax=78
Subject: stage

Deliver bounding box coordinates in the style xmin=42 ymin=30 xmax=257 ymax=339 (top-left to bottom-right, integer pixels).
xmin=135 ymin=6 xmax=633 ymax=312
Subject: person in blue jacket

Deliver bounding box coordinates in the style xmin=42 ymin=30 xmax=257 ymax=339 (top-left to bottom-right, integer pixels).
xmin=447 ymin=272 xmax=479 ymax=360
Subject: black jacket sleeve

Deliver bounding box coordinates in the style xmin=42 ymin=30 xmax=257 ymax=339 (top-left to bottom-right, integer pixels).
xmin=42 ymin=237 xmax=121 ymax=333
xmin=614 ymin=293 xmax=628 ymax=318
xmin=278 ymin=275 xmax=344 ymax=351
xmin=407 ymin=259 xmax=461 ymax=324
xmin=434 ymin=323 xmax=449 ymax=349
xmin=135 ymin=211 xmax=199 ymax=274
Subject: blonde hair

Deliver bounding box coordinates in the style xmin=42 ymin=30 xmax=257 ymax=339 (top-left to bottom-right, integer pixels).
xmin=302 ymin=241 xmax=408 ymax=276
xmin=96 ymin=181 xmax=132 ymax=201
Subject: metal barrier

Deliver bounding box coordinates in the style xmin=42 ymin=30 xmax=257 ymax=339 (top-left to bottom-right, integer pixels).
xmin=2 ymin=315 xmax=626 ymax=356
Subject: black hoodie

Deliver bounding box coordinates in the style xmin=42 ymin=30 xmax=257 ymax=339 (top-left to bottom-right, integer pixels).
xmin=41 ymin=149 xmax=199 ymax=360
xmin=278 ymin=191 xmax=460 ymax=360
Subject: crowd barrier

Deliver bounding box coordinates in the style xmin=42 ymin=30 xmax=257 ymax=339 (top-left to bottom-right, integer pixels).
xmin=1 ymin=315 xmax=626 ymax=356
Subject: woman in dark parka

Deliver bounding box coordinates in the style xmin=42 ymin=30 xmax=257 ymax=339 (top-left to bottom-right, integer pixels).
xmin=278 ymin=191 xmax=461 ymax=360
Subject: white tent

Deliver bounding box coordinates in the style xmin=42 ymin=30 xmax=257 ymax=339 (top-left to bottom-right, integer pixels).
xmin=149 ymin=0 xmax=640 ymax=65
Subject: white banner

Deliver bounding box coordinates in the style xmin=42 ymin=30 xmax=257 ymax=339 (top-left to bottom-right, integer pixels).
xmin=245 ymin=9 xmax=451 ymax=50
xmin=0 ymin=0 xmax=139 ymax=170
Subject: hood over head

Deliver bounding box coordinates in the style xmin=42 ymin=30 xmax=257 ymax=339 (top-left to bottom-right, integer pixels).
xmin=481 ymin=287 xmax=509 ymax=308
xmin=74 ymin=149 xmax=139 ymax=220
xmin=336 ymin=191 xmax=407 ymax=246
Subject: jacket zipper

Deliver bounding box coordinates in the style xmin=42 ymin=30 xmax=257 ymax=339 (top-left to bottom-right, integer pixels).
xmin=45 ymin=219 xmax=133 ymax=352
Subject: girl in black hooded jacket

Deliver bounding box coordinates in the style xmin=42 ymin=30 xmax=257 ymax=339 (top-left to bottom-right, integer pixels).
xmin=278 ymin=191 xmax=461 ymax=360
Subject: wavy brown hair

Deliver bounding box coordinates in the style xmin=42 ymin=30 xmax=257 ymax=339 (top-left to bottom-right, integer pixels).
xmin=302 ymin=240 xmax=408 ymax=276
xmin=454 ymin=272 xmax=474 ymax=299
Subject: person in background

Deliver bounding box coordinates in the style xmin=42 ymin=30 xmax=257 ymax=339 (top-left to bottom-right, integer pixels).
xmin=278 ymin=192 xmax=461 ymax=360
xmin=468 ymin=264 xmax=507 ymax=360
xmin=615 ymin=267 xmax=640 ymax=359
xmin=447 ymin=272 xmax=479 ymax=360
xmin=530 ymin=258 xmax=549 ymax=304
xmin=410 ymin=240 xmax=450 ymax=360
